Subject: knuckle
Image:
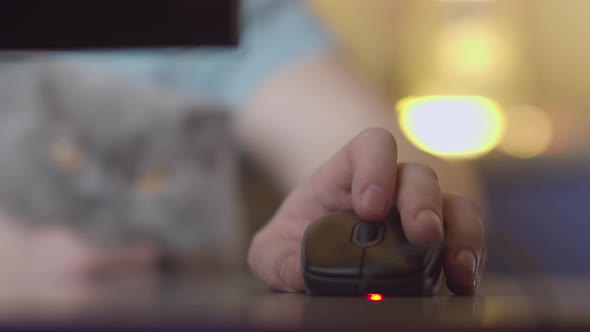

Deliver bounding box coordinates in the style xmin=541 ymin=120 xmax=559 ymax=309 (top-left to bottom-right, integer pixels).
xmin=356 ymin=127 xmax=397 ymax=148
xmin=444 ymin=193 xmax=485 ymax=243
xmin=457 ymin=195 xmax=482 ymax=215
xmin=398 ymin=191 xmax=443 ymax=217
xmin=359 ymin=127 xmax=392 ymax=137
xmin=445 ymin=192 xmax=482 ymax=215
xmin=403 ymin=205 xmax=433 ymax=222
xmin=464 ymin=217 xmax=485 ymax=243
xmin=399 ymin=162 xmax=439 ymax=182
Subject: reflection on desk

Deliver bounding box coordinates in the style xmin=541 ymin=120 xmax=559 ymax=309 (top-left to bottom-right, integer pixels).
xmin=0 ymin=272 xmax=589 ymax=330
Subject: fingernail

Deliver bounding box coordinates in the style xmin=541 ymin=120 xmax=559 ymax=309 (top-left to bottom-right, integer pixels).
xmin=454 ymin=248 xmax=477 ymax=278
xmin=361 ymin=185 xmax=388 ymax=215
xmin=415 ymin=210 xmax=444 ymax=241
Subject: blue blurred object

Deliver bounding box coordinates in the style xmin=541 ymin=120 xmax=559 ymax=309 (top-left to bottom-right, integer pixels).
xmin=480 ymin=157 xmax=590 ymax=275
xmin=58 ymin=0 xmax=331 ymax=109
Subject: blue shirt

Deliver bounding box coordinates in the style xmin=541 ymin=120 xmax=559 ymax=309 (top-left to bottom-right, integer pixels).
xmin=63 ymin=0 xmax=330 ymax=110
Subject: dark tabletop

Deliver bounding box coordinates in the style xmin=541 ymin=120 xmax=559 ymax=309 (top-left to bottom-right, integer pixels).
xmin=1 ymin=271 xmax=590 ymax=330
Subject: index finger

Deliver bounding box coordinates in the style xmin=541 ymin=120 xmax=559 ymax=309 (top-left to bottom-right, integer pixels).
xmin=281 ymin=127 xmax=399 ymax=224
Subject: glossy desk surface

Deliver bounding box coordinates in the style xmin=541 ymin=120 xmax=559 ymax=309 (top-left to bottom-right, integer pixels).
xmin=1 ymin=272 xmax=589 ymax=330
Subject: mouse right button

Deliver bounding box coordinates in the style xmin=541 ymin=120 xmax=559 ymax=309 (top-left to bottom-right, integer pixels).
xmin=362 ymin=211 xmax=432 ymax=278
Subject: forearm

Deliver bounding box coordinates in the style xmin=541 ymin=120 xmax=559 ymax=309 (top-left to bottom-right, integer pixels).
xmin=234 ymin=53 xmax=483 ymax=200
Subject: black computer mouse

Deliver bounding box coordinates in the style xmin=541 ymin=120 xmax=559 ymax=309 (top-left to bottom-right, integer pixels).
xmin=301 ymin=209 xmax=444 ymax=296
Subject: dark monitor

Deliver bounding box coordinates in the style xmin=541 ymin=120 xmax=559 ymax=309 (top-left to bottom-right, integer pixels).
xmin=0 ymin=0 xmax=239 ymax=50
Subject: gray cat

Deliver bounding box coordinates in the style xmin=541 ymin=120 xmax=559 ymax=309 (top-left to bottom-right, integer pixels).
xmin=0 ymin=58 xmax=243 ymax=266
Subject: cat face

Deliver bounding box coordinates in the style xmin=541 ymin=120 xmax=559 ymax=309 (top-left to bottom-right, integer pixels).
xmin=0 ymin=60 xmax=240 ymax=256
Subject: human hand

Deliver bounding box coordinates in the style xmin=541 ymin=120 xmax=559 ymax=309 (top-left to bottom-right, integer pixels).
xmin=0 ymin=213 xmax=158 ymax=298
xmin=247 ymin=128 xmax=485 ymax=295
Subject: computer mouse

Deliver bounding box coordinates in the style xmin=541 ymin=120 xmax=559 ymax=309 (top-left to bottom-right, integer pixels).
xmin=301 ymin=209 xmax=444 ymax=296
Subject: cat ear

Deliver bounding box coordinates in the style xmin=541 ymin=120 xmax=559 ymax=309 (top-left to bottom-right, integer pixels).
xmin=38 ymin=60 xmax=69 ymax=122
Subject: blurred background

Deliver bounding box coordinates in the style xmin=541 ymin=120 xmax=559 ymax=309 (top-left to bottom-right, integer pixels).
xmin=310 ymin=0 xmax=590 ymax=275
xmin=0 ymin=0 xmax=589 ymax=327
xmin=1 ymin=0 xmax=590 ymax=316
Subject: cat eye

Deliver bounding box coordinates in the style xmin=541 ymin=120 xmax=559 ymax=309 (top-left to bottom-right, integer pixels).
xmin=50 ymin=135 xmax=86 ymax=173
xmin=135 ymin=170 xmax=169 ymax=193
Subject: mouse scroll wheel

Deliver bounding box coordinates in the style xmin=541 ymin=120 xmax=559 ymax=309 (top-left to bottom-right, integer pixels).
xmin=352 ymin=222 xmax=384 ymax=247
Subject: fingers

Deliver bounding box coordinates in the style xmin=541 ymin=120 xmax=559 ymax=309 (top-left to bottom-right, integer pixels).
xmin=283 ymin=127 xmax=398 ymax=223
xmin=441 ymin=192 xmax=485 ymax=295
xmin=248 ymin=127 xmax=486 ymax=296
xmin=396 ymin=169 xmax=484 ymax=295
xmin=396 ymin=163 xmax=444 ymax=245
xmin=348 ymin=128 xmax=398 ymax=221
xmin=249 ymin=128 xmax=399 ymax=292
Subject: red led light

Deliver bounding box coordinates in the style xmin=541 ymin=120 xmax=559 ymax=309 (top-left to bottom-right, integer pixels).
xmin=366 ymin=293 xmax=384 ymax=302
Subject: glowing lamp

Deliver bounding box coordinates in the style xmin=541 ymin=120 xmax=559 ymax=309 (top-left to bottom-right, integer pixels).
xmin=499 ymin=105 xmax=554 ymax=159
xmin=396 ymin=95 xmax=505 ymax=159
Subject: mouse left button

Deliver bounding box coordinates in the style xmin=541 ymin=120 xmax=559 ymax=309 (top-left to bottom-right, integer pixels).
xmin=302 ymin=212 xmax=363 ymax=277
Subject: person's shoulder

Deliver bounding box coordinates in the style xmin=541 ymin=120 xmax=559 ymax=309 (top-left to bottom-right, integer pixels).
xmin=215 ymin=0 xmax=333 ymax=107
xmin=241 ymin=0 xmax=289 ymax=17
xmin=241 ymin=0 xmax=320 ymax=27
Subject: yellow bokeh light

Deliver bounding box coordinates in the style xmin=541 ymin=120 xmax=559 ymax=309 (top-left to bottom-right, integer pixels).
xmin=396 ymin=96 xmax=505 ymax=159
xmin=435 ymin=17 xmax=513 ymax=82
xmin=499 ymin=105 xmax=554 ymax=159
